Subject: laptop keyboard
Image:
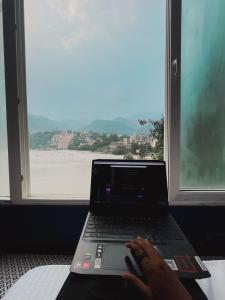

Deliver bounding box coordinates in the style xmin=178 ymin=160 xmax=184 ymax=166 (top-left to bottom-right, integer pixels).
xmin=83 ymin=215 xmax=184 ymax=244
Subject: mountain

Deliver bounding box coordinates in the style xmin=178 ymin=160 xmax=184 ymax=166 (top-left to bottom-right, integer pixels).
xmin=28 ymin=114 xmax=85 ymax=133
xmin=28 ymin=114 xmax=155 ymax=135
xmin=81 ymin=117 xmax=137 ymax=135
xmin=129 ymin=110 xmax=163 ymax=123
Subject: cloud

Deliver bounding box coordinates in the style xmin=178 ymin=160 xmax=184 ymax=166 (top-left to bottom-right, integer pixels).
xmin=25 ymin=0 xmax=140 ymax=52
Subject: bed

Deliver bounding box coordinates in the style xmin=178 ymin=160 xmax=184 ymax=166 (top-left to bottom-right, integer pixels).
xmin=2 ymin=261 xmax=225 ymax=300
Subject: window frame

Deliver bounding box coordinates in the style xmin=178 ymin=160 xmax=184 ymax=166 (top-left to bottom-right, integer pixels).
xmin=0 ymin=0 xmax=10 ymax=200
xmin=168 ymin=0 xmax=225 ymax=205
xmin=2 ymin=0 xmax=22 ymax=203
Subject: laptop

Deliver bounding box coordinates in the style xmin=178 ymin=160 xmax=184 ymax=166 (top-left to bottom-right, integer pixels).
xmin=71 ymin=159 xmax=210 ymax=279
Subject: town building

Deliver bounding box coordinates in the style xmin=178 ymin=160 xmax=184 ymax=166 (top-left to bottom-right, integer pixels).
xmin=50 ymin=132 xmax=74 ymax=149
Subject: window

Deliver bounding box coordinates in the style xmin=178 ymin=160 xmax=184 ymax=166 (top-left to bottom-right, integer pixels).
xmin=0 ymin=0 xmax=9 ymax=197
xmin=4 ymin=0 xmax=224 ymax=204
xmin=169 ymin=0 xmax=225 ymax=203
xmin=22 ymin=0 xmax=166 ymax=199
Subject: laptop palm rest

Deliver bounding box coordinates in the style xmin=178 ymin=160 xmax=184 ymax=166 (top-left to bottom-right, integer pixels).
xmin=102 ymin=244 xmax=141 ymax=276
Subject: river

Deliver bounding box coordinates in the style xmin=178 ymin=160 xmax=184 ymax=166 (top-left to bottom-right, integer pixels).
xmin=29 ymin=150 xmax=124 ymax=198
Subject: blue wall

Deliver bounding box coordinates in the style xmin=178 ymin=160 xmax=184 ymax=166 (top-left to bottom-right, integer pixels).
xmin=0 ymin=204 xmax=225 ymax=256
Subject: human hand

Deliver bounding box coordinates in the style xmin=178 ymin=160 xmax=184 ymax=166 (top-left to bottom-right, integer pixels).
xmin=121 ymin=237 xmax=192 ymax=300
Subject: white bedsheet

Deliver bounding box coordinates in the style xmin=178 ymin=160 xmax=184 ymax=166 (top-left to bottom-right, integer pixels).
xmin=2 ymin=261 xmax=225 ymax=300
xmin=2 ymin=265 xmax=70 ymax=300
xmin=196 ymin=260 xmax=225 ymax=300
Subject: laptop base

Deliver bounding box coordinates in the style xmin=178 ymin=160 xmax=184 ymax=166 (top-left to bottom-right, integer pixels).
xmin=56 ymin=272 xmax=208 ymax=300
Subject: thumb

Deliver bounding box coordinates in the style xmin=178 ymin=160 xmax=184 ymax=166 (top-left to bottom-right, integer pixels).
xmin=121 ymin=272 xmax=153 ymax=299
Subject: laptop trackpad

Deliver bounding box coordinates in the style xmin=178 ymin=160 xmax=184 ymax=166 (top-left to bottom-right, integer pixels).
xmin=102 ymin=244 xmax=136 ymax=271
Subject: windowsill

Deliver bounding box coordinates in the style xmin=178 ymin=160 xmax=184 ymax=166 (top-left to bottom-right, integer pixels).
xmin=2 ymin=198 xmax=225 ymax=206
xmin=169 ymin=199 xmax=225 ymax=206
xmin=0 ymin=198 xmax=90 ymax=205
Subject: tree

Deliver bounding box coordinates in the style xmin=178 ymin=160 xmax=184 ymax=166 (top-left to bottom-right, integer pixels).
xmin=68 ymin=136 xmax=81 ymax=149
xmin=136 ymin=143 xmax=152 ymax=160
xmin=29 ymin=131 xmax=59 ymax=149
xmin=124 ymin=153 xmax=134 ymax=160
xmin=131 ymin=142 xmax=139 ymax=155
xmin=138 ymin=117 xmax=164 ymax=160
xmin=112 ymin=145 xmax=127 ymax=155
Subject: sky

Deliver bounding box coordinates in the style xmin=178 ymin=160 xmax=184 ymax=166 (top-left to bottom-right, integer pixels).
xmin=24 ymin=0 xmax=166 ymax=122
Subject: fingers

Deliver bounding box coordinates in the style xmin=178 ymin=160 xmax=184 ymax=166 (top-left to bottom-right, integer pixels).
xmin=127 ymin=237 xmax=159 ymax=259
xmin=126 ymin=237 xmax=164 ymax=278
xmin=139 ymin=237 xmax=160 ymax=256
xmin=121 ymin=272 xmax=153 ymax=299
xmin=126 ymin=241 xmax=153 ymax=278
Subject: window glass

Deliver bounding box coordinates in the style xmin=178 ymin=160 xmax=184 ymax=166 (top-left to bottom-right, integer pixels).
xmin=180 ymin=0 xmax=225 ymax=189
xmin=0 ymin=0 xmax=10 ymax=197
xmin=24 ymin=0 xmax=166 ymax=197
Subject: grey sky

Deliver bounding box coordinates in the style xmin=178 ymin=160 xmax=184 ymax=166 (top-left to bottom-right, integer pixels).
xmin=24 ymin=0 xmax=166 ymax=121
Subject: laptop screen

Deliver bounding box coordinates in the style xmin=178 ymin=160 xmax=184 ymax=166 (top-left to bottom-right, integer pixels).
xmin=90 ymin=160 xmax=169 ymax=217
